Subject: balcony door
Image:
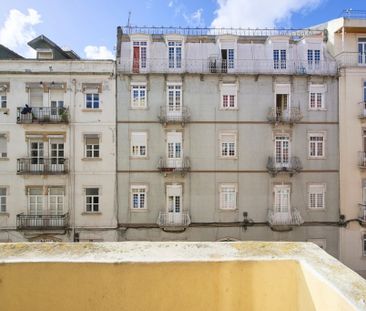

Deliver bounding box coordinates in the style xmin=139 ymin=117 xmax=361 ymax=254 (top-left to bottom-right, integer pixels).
xmin=49 ymin=188 xmax=64 ymax=216
xmin=167 ymin=84 xmax=182 ymax=119
xmin=275 ymin=136 xmax=290 ymax=167
xmin=276 ymin=94 xmax=289 ymax=119
xmin=274 ymin=185 xmax=291 ymax=222
xmin=30 ymin=140 xmax=44 ymax=172
xmin=166 ymin=184 xmax=182 ymax=224
xmin=50 ymin=139 xmax=64 ymax=172
xmin=28 ymin=188 xmax=43 ymax=215
xmin=132 ymin=41 xmax=147 ymax=73
xmin=167 ymin=132 xmax=182 ymax=168
xmin=358 ymin=38 xmax=366 ymax=65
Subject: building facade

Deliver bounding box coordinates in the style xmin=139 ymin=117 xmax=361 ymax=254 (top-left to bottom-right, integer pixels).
xmin=325 ymin=14 xmax=366 ymax=277
xmin=0 ymin=36 xmax=117 ymax=242
xmin=116 ymin=26 xmax=340 ymax=257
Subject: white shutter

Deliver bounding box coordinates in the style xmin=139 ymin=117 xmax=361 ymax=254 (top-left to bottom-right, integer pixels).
xmin=131 ymin=132 xmax=147 ymax=145
xmin=167 ymin=131 xmax=182 ymax=143
xmin=275 ymin=84 xmax=291 ymax=94
xmin=29 ymin=88 xmax=43 ymax=107
xmin=221 ymin=83 xmax=237 ymax=95
xmin=166 ymin=184 xmax=182 ymax=196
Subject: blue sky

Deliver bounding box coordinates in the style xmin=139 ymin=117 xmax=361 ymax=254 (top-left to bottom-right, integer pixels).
xmin=0 ymin=0 xmax=364 ymax=58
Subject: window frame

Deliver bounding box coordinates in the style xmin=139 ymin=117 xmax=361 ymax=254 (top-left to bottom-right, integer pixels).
xmin=220 ymin=83 xmax=238 ymax=110
xmin=130 ymin=185 xmax=148 ymax=210
xmin=85 ymin=92 xmax=100 ymax=109
xmin=0 ymin=133 xmax=8 ymax=158
xmin=309 ymin=84 xmax=326 ymax=110
xmin=85 ymin=187 xmax=100 ymax=213
xmin=219 ymin=132 xmax=237 ymax=159
xmin=0 ymin=187 xmax=7 ymax=213
xmin=308 ymin=183 xmax=326 ymax=210
xmin=219 ymin=184 xmax=237 ymax=210
xmin=130 ymin=83 xmax=147 ymax=109
xmin=167 ymin=40 xmax=182 ymax=69
xmin=84 ymin=135 xmax=100 ymax=159
xmin=308 ymin=132 xmax=326 ymax=159
xmin=130 ymin=131 xmax=148 ymax=158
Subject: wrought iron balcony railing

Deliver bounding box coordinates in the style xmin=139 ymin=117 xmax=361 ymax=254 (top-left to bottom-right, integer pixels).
xmin=267 ymin=208 xmax=304 ymax=227
xmin=359 ymin=204 xmax=366 ymax=223
xmin=17 ymin=158 xmax=69 ymax=175
xmin=17 ymin=107 xmax=69 ymax=124
xmin=157 ymin=211 xmax=191 ymax=228
xmin=266 ymin=156 xmax=302 ymax=176
xmin=157 ymin=157 xmax=190 ymax=175
xmin=359 ymin=152 xmax=366 ymax=168
xmin=118 ymin=58 xmax=337 ymax=76
xmin=16 ymin=212 xmax=69 ymax=230
xmin=158 ymin=106 xmax=190 ymax=126
xmin=267 ymin=107 xmax=302 ymax=124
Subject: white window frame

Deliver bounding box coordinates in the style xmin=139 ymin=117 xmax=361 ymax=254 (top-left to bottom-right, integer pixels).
xmin=85 ymin=92 xmax=100 ymax=109
xmin=132 ymin=41 xmax=148 ymax=70
xmin=0 ymin=133 xmax=7 ymax=158
xmin=85 ymin=187 xmax=100 ymax=213
xmin=307 ymin=49 xmax=321 ymax=67
xmin=84 ymin=135 xmax=100 ymax=158
xmin=308 ymin=132 xmax=326 ymax=159
xmin=308 ymin=183 xmax=326 ymax=210
xmin=131 ymin=83 xmax=147 ymax=109
xmin=219 ymin=184 xmax=237 ymax=210
xmin=0 ymin=93 xmax=7 ymax=109
xmin=0 ymin=187 xmax=7 ymax=213
xmin=273 ymin=184 xmax=291 ymax=213
xmin=166 ymin=83 xmax=182 ymax=113
xmin=167 ymin=40 xmax=182 ymax=69
xmin=273 ymin=49 xmax=287 ymax=70
xmin=219 ymin=132 xmax=237 ymax=158
xmin=309 ymin=84 xmax=326 ymax=110
xmin=48 ymin=187 xmax=65 ymax=215
xmin=130 ymin=185 xmax=148 ymax=210
xmin=130 ymin=132 xmax=147 ymax=158
xmin=220 ymin=84 xmax=237 ymax=110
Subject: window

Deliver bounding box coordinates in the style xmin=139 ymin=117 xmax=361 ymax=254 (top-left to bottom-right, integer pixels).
xmin=363 ymin=234 xmax=366 ymax=256
xmin=84 ymin=135 xmax=100 ymax=158
xmin=220 ymin=184 xmax=237 ymax=210
xmin=275 ymin=136 xmax=290 ymax=165
xmin=309 ymin=133 xmax=325 ymax=158
xmin=48 ymin=187 xmax=65 ymax=215
xmin=363 ymin=81 xmax=366 ymax=102
xmin=274 ymin=185 xmax=290 ymax=213
xmin=0 ymin=134 xmax=7 ymax=158
xmin=358 ymin=38 xmax=366 ymax=65
xmin=273 ymin=49 xmax=286 ymax=69
xmin=0 ymin=188 xmax=6 ymax=212
xmin=221 ymin=84 xmax=237 ymax=109
xmin=29 ymin=87 xmax=43 ymax=107
xmin=308 ymin=184 xmax=325 ymax=209
xmin=168 ymin=41 xmax=182 ymax=69
xmin=131 ymin=84 xmax=147 ymax=108
xmin=167 ymin=84 xmax=182 ymax=114
xmin=132 ymin=41 xmax=147 ymax=72
xmin=28 ymin=187 xmax=43 ymax=215
xmin=50 ymin=89 xmax=64 ymax=118
xmin=220 ymin=48 xmax=235 ymax=72
xmin=131 ymin=185 xmax=147 ymax=209
xmin=85 ymin=188 xmax=99 ymax=212
xmin=0 ymin=93 xmax=6 ymax=108
xmin=131 ymin=132 xmax=147 ymax=158
xmin=85 ymin=93 xmax=99 ymax=109
xmin=309 ymin=85 xmax=325 ymax=110
xmin=307 ymin=49 xmax=321 ymax=67
xmin=220 ymin=132 xmax=237 ymax=158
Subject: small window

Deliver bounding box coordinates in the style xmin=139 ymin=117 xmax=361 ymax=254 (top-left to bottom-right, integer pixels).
xmin=37 ymin=49 xmax=53 ymax=60
xmin=0 ymin=93 xmax=7 ymax=108
xmin=309 ymin=133 xmax=325 ymax=158
xmin=85 ymin=93 xmax=99 ymax=109
xmin=85 ymin=188 xmax=99 ymax=212
xmin=0 ymin=188 xmax=6 ymax=212
xmin=309 ymin=85 xmax=325 ymax=110
xmin=363 ymin=81 xmax=366 ymax=102
xmin=220 ymin=132 xmax=237 ymax=158
xmin=307 ymin=49 xmax=321 ymax=66
xmin=131 ymin=132 xmax=147 ymax=158
xmin=0 ymin=134 xmax=7 ymax=158
xmin=273 ymin=49 xmax=286 ymax=69
xmin=308 ymin=184 xmax=325 ymax=209
xmin=131 ymin=185 xmax=147 ymax=209
xmin=363 ymin=234 xmax=366 ymax=256
xmin=84 ymin=135 xmax=100 ymax=158
xmin=131 ymin=84 xmax=147 ymax=108
xmin=220 ymin=184 xmax=237 ymax=210
xmin=221 ymin=84 xmax=237 ymax=109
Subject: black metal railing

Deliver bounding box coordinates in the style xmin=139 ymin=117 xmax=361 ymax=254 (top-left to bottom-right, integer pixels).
xmin=158 ymin=106 xmax=190 ymax=125
xmin=267 ymin=156 xmax=302 ymax=176
xmin=17 ymin=107 xmax=69 ymax=124
xmin=158 ymin=157 xmax=190 ymax=175
xmin=341 ymin=9 xmax=366 ymax=19
xmin=17 ymin=213 xmax=69 ymax=230
xmin=267 ymin=107 xmax=302 ymax=124
xmin=17 ymin=158 xmax=68 ymax=174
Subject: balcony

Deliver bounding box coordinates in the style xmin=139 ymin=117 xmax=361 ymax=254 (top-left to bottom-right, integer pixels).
xmin=17 ymin=107 xmax=69 ymax=124
xmin=266 ymin=156 xmax=302 ymax=177
xmin=267 ymin=107 xmax=302 ymax=125
xmin=118 ymin=58 xmax=337 ymax=76
xmin=157 ymin=211 xmax=191 ymax=231
xmin=268 ymin=208 xmax=304 ymax=230
xmin=158 ymin=106 xmax=190 ymax=126
xmin=157 ymin=157 xmax=190 ymax=176
xmin=16 ymin=213 xmax=69 ymax=230
xmin=358 ymin=152 xmax=366 ymax=168
xmin=336 ymin=52 xmax=366 ymax=68
xmin=17 ymin=158 xmax=69 ymax=175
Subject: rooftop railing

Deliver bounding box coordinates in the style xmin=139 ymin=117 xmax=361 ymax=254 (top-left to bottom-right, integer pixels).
xmin=341 ymin=9 xmax=366 ymax=19
xmin=16 ymin=212 xmax=69 ymax=230
xmin=266 ymin=156 xmax=302 ymax=177
xmin=17 ymin=158 xmax=69 ymax=175
xmin=118 ymin=58 xmax=337 ymax=76
xmin=267 ymin=107 xmax=302 ymax=125
xmin=267 ymin=208 xmax=304 ymax=227
xmin=122 ymin=26 xmax=324 ymax=37
xmin=17 ymin=107 xmax=69 ymax=124
xmin=157 ymin=211 xmax=191 ymax=229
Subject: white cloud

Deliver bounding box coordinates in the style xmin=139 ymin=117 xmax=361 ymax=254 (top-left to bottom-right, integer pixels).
xmin=183 ymin=8 xmax=204 ymax=27
xmin=168 ymin=1 xmax=174 ymax=7
xmin=84 ymin=45 xmax=114 ymax=59
xmin=0 ymin=8 xmax=41 ymax=57
xmin=211 ymin=0 xmax=323 ymax=28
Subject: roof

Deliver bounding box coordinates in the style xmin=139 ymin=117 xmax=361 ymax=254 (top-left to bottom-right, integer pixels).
xmin=0 ymin=44 xmax=24 ymax=59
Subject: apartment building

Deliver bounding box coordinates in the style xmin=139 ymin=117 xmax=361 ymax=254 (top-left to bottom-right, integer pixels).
xmin=0 ymin=35 xmax=117 ymax=242
xmin=324 ymin=12 xmax=366 ymax=277
xmin=116 ymin=26 xmax=340 ymax=256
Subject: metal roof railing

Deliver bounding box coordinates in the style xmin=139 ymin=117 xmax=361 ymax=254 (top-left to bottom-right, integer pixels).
xmin=341 ymin=9 xmax=366 ymax=19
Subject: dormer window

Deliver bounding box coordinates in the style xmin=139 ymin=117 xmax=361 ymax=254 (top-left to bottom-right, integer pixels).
xmin=36 ymin=49 xmax=53 ymax=60
xmin=168 ymin=41 xmax=182 ymax=69
xmin=132 ymin=41 xmax=147 ymax=73
xmin=273 ymin=49 xmax=286 ymax=70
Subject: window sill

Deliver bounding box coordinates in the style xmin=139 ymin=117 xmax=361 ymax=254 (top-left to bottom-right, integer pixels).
xmin=129 ymin=106 xmax=149 ymax=110
xmin=308 ymin=108 xmax=327 ymax=112
xmin=82 ymin=212 xmax=102 ymax=215
xmin=219 ymin=156 xmax=238 ymax=160
xmin=219 ymin=107 xmax=239 ymax=111
xmin=82 ymin=157 xmax=102 ymax=161
xmin=308 ymin=157 xmax=326 ymax=160
xmin=307 ymin=208 xmax=326 ymax=211
xmin=82 ymin=108 xmax=102 ymax=112
xmin=218 ymin=208 xmax=238 ymax=212
xmin=0 ymin=212 xmax=9 ymax=216
xmin=0 ymin=157 xmax=9 ymax=161
xmin=0 ymin=108 xmax=9 ymax=113
xmin=130 ymin=208 xmax=148 ymax=212
xmin=129 ymin=156 xmax=148 ymax=160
